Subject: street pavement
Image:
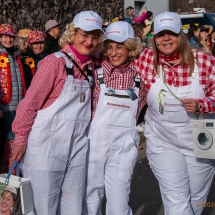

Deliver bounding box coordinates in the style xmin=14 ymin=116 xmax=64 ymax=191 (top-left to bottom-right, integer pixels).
xmin=102 ymin=132 xmax=215 ymax=215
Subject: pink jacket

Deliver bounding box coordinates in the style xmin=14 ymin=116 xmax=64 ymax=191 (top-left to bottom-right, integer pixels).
xmin=133 ymin=12 xmax=147 ymax=24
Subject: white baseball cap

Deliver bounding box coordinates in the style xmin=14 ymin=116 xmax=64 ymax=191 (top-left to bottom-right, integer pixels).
xmin=154 ymin=12 xmax=182 ymax=34
xmin=104 ymin=21 xmax=135 ymax=42
xmin=72 ymin=11 xmax=104 ymax=33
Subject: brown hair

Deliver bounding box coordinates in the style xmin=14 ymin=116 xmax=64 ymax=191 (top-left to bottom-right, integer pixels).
xmin=132 ymin=23 xmax=144 ymax=39
xmin=1 ymin=190 xmax=17 ymax=203
xmin=152 ymin=30 xmax=195 ymax=76
xmin=125 ymin=6 xmax=134 ymax=16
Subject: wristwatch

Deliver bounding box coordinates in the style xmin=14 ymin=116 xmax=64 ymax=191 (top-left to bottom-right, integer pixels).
xmin=196 ymin=102 xmax=202 ymax=113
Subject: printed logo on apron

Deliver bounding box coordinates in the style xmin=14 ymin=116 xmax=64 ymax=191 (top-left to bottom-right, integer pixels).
xmin=104 ymin=100 xmax=131 ymax=110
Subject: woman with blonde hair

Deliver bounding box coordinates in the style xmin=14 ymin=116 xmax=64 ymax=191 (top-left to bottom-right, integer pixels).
xmin=11 ymin=10 xmax=104 ymax=215
xmin=135 ymin=11 xmax=215 ymax=215
xmin=199 ymin=26 xmax=211 ymax=53
xmin=82 ymin=21 xmax=147 ymax=215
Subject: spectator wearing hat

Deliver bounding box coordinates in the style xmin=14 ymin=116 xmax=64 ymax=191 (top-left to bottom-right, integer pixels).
xmin=11 ymin=10 xmax=104 ymax=214
xmin=44 ymin=20 xmax=61 ymax=54
xmin=0 ymin=23 xmax=26 ymax=174
xmin=21 ymin=30 xmax=48 ymax=89
xmin=14 ymin=29 xmax=31 ymax=55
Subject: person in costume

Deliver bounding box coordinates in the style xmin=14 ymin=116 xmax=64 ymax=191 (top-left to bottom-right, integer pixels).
xmin=135 ymin=11 xmax=215 ymax=215
xmin=0 ymin=23 xmax=26 ymax=174
xmin=82 ymin=21 xmax=146 ymax=215
xmin=11 ymin=11 xmax=104 ymax=215
xmin=21 ymin=30 xmax=48 ymax=89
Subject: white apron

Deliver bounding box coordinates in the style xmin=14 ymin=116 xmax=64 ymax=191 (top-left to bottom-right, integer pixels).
xmin=145 ymin=64 xmax=215 ymax=215
xmin=22 ymin=52 xmax=91 ymax=215
xmin=145 ymin=64 xmax=215 ymax=155
xmin=82 ymin=68 xmax=140 ymax=215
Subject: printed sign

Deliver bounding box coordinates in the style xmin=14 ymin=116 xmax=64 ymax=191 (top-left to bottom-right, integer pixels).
xmin=104 ymin=100 xmax=131 ymax=111
xmin=73 ymin=79 xmax=88 ymax=87
xmin=162 ymin=98 xmax=185 ymax=111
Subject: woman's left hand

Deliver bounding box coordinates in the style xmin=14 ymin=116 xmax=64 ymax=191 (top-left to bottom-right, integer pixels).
xmin=180 ymin=98 xmax=200 ymax=113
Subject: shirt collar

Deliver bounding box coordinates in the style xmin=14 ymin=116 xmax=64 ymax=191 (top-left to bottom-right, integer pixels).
xmin=102 ymin=60 xmax=136 ymax=76
xmin=62 ymin=44 xmax=93 ymax=69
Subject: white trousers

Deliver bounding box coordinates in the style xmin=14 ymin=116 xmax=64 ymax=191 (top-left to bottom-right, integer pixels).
xmin=82 ymin=127 xmax=138 ymax=215
xmin=22 ymin=129 xmax=88 ymax=215
xmin=146 ymin=135 xmax=215 ymax=215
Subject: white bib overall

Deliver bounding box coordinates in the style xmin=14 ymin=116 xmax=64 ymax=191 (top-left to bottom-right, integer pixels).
xmin=82 ymin=68 xmax=140 ymax=215
xmin=144 ymin=65 xmax=215 ymax=215
xmin=22 ymin=52 xmax=91 ymax=215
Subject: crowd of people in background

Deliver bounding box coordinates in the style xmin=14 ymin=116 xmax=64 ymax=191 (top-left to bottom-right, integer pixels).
xmin=0 ymin=6 xmax=215 ymax=215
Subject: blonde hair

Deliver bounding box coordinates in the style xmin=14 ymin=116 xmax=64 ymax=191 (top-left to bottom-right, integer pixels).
xmin=59 ymin=23 xmax=104 ymax=55
xmin=152 ymin=30 xmax=195 ymax=76
xmin=103 ymin=38 xmax=143 ymax=60
xmin=124 ymin=38 xmax=143 ymax=59
xmin=199 ymin=32 xmax=211 ymax=54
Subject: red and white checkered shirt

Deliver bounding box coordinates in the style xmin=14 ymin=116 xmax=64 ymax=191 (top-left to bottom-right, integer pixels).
xmin=91 ymin=60 xmax=147 ymax=120
xmin=12 ymin=44 xmax=93 ymax=146
xmin=134 ymin=48 xmax=215 ymax=113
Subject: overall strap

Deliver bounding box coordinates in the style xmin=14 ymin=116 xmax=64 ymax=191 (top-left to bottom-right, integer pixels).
xmin=54 ymin=51 xmax=74 ymax=75
xmin=97 ymin=67 xmax=105 ymax=85
xmin=134 ymin=74 xmax=141 ymax=88
xmin=191 ymin=62 xmax=200 ymax=79
xmin=61 ymin=51 xmax=89 ymax=81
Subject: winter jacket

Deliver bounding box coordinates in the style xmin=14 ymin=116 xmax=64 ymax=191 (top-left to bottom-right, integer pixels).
xmin=0 ymin=44 xmax=25 ymax=112
xmin=45 ymin=33 xmax=59 ymax=54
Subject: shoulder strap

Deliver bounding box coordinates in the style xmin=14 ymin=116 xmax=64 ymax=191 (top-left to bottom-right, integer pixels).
xmin=97 ymin=67 xmax=105 ymax=85
xmin=61 ymin=51 xmax=89 ymax=82
xmin=134 ymin=74 xmax=141 ymax=88
xmin=54 ymin=51 xmax=73 ymax=69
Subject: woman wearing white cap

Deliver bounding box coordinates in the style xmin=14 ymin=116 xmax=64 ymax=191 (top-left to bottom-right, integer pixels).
xmin=11 ymin=11 xmax=104 ymax=215
xmin=82 ymin=21 xmax=146 ymax=215
xmin=135 ymin=11 xmax=215 ymax=215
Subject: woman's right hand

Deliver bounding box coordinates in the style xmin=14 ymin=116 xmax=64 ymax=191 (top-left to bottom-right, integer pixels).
xmin=12 ymin=145 xmax=27 ymax=162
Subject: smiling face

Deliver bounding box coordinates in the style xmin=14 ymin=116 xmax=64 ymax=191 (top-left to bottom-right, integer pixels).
xmin=0 ymin=191 xmax=14 ymax=213
xmin=155 ymin=30 xmax=179 ymax=56
xmin=73 ymin=29 xmax=101 ymax=56
xmin=105 ymin=41 xmax=129 ymax=67
xmin=0 ymin=35 xmax=15 ymax=48
xmin=31 ymin=41 xmax=45 ymax=55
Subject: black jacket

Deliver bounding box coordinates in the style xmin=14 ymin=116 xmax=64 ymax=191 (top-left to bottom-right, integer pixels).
xmin=45 ymin=33 xmax=59 ymax=54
